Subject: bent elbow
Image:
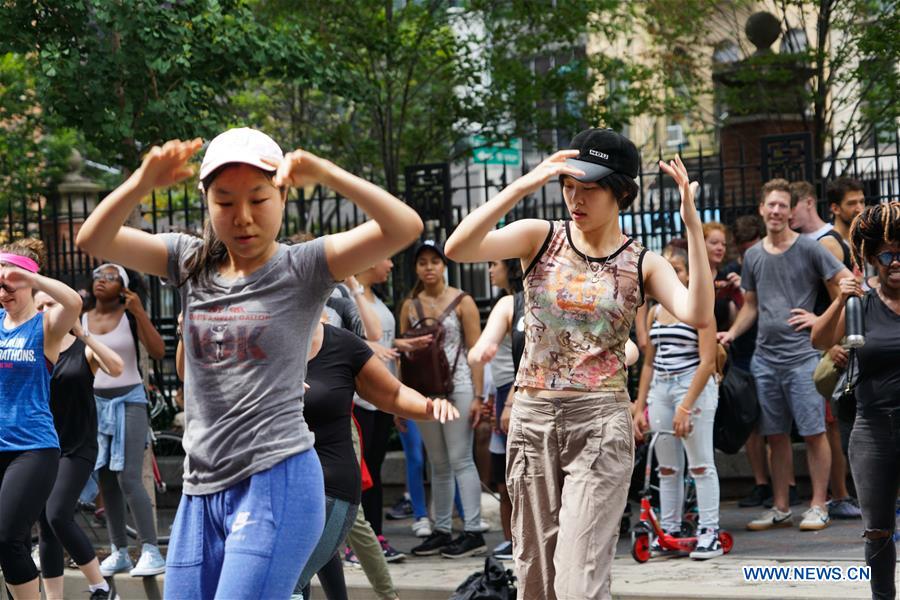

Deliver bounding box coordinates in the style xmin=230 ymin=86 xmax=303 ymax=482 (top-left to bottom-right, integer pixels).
xmin=107 ymin=362 xmax=124 ymax=378
xmin=74 ymin=227 xmax=93 ymax=254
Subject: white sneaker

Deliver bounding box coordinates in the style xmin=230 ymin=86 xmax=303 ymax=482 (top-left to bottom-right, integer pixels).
xmin=747 ymin=508 xmax=793 ymax=531
xmin=475 ymin=519 xmax=490 ymax=533
xmin=412 ymin=517 xmax=432 ymax=538
xmin=799 ymin=505 xmax=831 ymax=531
xmin=129 ymin=544 xmax=166 ymax=577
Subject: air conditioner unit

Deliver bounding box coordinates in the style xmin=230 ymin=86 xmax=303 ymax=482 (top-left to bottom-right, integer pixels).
xmin=666 ymin=124 xmax=685 ymax=148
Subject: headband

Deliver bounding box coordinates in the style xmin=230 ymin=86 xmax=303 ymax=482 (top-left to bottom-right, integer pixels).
xmin=0 ymin=253 xmax=40 ymax=273
xmin=93 ymin=264 xmax=130 ymax=288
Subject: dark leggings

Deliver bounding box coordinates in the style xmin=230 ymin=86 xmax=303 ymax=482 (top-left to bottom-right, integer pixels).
xmin=38 ymin=455 xmax=97 ymax=578
xmin=316 ymin=553 xmax=348 ymax=600
xmin=848 ymin=414 xmax=900 ymax=600
xmin=354 ymin=407 xmax=393 ymax=536
xmin=0 ymin=449 xmax=59 ymax=585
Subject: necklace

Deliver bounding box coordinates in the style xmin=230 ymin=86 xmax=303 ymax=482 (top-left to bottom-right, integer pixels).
xmin=422 ymin=288 xmax=447 ymax=312
xmin=587 ymin=254 xmax=614 ymax=284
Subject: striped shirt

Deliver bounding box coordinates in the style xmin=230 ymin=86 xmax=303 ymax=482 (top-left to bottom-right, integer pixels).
xmin=649 ymin=306 xmax=700 ymax=374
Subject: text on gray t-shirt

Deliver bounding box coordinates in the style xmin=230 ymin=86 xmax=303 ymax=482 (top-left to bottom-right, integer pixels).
xmin=161 ymin=233 xmax=336 ymax=495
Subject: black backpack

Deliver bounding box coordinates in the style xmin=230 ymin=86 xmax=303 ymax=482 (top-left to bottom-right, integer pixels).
xmin=449 ymin=556 xmax=517 ymax=600
xmin=713 ymin=356 xmax=760 ymax=454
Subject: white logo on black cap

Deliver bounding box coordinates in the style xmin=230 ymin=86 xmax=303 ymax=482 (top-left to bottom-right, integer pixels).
xmin=589 ymin=149 xmax=609 ymax=160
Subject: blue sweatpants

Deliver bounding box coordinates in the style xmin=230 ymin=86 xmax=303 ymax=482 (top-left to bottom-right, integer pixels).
xmin=164 ymin=450 xmax=326 ymax=600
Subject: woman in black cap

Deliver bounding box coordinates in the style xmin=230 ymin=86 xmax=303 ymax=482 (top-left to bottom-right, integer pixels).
xmin=400 ymin=240 xmax=486 ymax=559
xmin=446 ymin=128 xmax=713 ymax=599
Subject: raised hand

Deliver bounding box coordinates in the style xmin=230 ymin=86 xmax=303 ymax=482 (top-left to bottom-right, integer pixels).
xmin=122 ymin=288 xmax=146 ymax=316
xmin=265 ymin=150 xmax=329 ymax=190
xmin=515 ymin=150 xmax=585 ymax=196
xmin=659 ymin=155 xmax=701 ymax=230
xmin=138 ymin=138 xmax=203 ymax=190
xmin=0 ymin=265 xmax=36 ymax=292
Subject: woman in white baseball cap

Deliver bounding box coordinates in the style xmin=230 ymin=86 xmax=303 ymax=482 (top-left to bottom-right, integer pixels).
xmin=76 ymin=128 xmax=423 ymax=599
xmin=445 ymin=128 xmax=714 ymax=599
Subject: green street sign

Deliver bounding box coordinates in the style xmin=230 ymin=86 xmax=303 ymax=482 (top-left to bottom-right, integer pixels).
xmin=472 ymin=136 xmax=521 ymax=166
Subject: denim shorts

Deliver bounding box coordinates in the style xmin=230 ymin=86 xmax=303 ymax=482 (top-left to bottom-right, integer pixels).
xmin=751 ymin=354 xmax=825 ymax=437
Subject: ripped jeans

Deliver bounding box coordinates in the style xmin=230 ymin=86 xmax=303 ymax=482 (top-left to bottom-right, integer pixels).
xmin=848 ymin=413 xmax=900 ymax=600
xmin=647 ymin=369 xmax=720 ymax=532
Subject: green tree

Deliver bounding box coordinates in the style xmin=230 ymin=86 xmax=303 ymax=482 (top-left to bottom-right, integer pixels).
xmin=0 ymin=52 xmax=79 ymax=224
xmin=249 ymin=1 xmax=712 ymax=193
xmin=0 ymin=0 xmax=326 ymax=169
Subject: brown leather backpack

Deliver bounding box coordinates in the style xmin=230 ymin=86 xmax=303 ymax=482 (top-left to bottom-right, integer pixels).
xmin=400 ymin=293 xmax=467 ymax=397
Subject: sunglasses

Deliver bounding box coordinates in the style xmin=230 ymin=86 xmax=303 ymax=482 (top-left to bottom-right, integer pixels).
xmin=93 ymin=273 xmax=122 ymax=283
xmin=0 ymin=283 xmax=18 ymax=294
xmin=876 ymin=252 xmax=900 ymax=267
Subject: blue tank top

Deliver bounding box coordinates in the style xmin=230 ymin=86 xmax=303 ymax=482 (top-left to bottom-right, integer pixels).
xmin=0 ymin=310 xmax=59 ymax=451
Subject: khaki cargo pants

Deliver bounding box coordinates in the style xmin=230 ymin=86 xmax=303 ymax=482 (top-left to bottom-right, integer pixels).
xmin=507 ymin=389 xmax=633 ymax=600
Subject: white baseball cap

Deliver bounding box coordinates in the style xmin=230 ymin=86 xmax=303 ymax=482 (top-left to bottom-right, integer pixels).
xmin=198 ymin=127 xmax=284 ymax=187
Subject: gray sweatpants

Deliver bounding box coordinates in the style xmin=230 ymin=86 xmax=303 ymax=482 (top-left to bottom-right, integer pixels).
xmin=98 ymin=402 xmax=158 ymax=548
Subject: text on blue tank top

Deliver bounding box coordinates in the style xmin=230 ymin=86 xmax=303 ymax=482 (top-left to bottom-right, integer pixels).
xmin=0 ymin=310 xmax=59 ymax=451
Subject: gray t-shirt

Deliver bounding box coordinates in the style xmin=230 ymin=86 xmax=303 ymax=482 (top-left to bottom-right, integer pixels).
xmin=741 ymin=235 xmax=844 ymax=365
xmin=161 ymin=233 xmax=336 ymax=495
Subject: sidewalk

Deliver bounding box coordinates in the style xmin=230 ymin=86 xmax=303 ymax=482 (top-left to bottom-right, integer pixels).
xmin=46 ymin=497 xmax=879 ymax=599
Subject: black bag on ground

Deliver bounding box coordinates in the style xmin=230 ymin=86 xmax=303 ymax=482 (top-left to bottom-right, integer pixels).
xmin=713 ymin=356 xmax=760 ymax=454
xmin=449 ymin=556 xmax=517 ymax=600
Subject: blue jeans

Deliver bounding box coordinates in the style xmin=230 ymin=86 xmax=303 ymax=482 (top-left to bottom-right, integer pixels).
xmin=164 ymin=450 xmax=325 ymax=600
xmin=647 ymin=369 xmax=720 ymax=531
xmin=398 ymin=420 xmax=427 ymax=520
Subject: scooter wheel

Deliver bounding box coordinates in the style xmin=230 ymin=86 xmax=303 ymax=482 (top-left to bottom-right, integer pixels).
xmin=631 ymin=534 xmax=651 ymax=563
xmin=719 ymin=530 xmax=734 ymax=554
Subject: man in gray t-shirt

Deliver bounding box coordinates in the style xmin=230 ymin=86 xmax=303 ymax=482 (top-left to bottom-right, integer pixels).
xmin=720 ymin=180 xmax=850 ymax=533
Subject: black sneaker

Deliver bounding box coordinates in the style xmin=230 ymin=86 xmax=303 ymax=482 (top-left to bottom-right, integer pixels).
xmin=411 ymin=530 xmax=453 ymax=556
xmin=492 ymin=540 xmax=513 ymax=560
xmin=441 ymin=532 xmax=487 ymax=559
xmin=689 ymin=528 xmax=723 ymax=560
xmin=763 ymin=485 xmax=801 ymax=508
xmin=385 ymin=496 xmax=413 ymax=521
xmin=738 ymin=484 xmax=771 ymax=508
xmin=90 ymin=588 xmax=119 ymax=600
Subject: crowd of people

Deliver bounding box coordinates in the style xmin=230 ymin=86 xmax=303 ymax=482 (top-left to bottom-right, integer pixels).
xmin=0 ymin=123 xmax=897 ymax=600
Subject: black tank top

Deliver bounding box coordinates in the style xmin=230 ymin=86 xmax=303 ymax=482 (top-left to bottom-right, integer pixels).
xmin=50 ymin=338 xmax=99 ymax=462
xmin=511 ymin=291 xmax=526 ymax=375
xmin=813 ymin=229 xmax=852 ymax=314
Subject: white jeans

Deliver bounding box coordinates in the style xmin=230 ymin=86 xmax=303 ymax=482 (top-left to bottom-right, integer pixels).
xmin=647 ymin=369 xmax=720 ymax=531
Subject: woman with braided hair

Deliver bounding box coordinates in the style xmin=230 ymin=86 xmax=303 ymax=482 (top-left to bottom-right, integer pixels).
xmin=812 ymin=201 xmax=900 ymax=600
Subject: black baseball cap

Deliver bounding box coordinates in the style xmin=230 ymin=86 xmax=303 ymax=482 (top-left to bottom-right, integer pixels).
xmin=565 ymin=128 xmax=640 ymax=182
xmin=413 ymin=239 xmax=447 ymax=263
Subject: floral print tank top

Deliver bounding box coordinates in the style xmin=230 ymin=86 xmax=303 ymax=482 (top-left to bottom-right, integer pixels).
xmin=515 ymin=220 xmax=646 ymax=392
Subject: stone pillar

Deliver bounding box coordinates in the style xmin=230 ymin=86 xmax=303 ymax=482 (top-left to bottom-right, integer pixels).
xmin=52 ymin=150 xmax=102 ymax=278
xmin=713 ymin=12 xmax=815 ymax=205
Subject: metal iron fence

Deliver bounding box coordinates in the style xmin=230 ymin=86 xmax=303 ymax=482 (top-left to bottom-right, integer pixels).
xmin=4 ymin=127 xmax=898 ymax=398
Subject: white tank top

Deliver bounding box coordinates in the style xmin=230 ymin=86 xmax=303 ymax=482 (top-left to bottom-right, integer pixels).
xmin=83 ymin=312 xmax=143 ymax=390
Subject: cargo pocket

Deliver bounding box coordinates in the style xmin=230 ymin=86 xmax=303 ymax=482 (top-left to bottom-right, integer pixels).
xmin=166 ymin=495 xmax=205 ymax=567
